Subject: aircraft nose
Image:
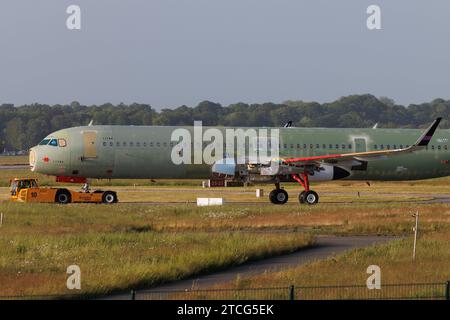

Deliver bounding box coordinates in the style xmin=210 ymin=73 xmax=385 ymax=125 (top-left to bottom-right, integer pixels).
xmin=29 ymin=147 xmax=38 ymax=171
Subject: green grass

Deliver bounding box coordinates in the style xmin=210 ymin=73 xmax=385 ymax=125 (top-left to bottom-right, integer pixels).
xmin=0 ymin=202 xmax=313 ymax=297
xmin=206 ymin=231 xmax=450 ymax=299
xmin=1 ymin=167 xmax=450 ymax=298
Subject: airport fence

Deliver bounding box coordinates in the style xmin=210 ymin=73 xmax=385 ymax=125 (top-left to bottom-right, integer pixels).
xmin=1 ymin=281 xmax=449 ymax=300
xmin=134 ymin=282 xmax=449 ymax=300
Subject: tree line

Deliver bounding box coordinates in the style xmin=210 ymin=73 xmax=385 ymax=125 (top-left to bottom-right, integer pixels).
xmin=1 ymin=94 xmax=449 ymax=151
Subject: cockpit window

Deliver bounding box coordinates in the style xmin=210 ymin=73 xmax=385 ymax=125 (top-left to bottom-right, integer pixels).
xmin=39 ymin=139 xmax=50 ymax=145
xmin=58 ymin=139 xmax=67 ymax=147
xmin=49 ymin=139 xmax=58 ymax=146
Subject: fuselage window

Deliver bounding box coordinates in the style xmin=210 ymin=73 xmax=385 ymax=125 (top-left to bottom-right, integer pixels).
xmin=143 ymin=142 xmax=147 ymax=147
xmin=329 ymin=144 xmax=333 ymax=149
xmin=303 ymin=144 xmax=307 ymax=149
xmin=322 ymin=144 xmax=326 ymax=149
xmin=399 ymin=145 xmax=403 ymax=149
xmin=438 ymin=145 xmax=441 ymax=150
xmin=110 ymin=142 xmax=113 ymax=147
xmin=58 ymin=139 xmax=67 ymax=147
xmin=431 ymin=145 xmax=435 ymax=150
xmin=297 ymin=144 xmax=300 ymax=149
xmin=393 ymin=145 xmax=397 ymax=149
xmin=136 ymin=142 xmax=140 ymax=147
xmin=348 ymin=144 xmax=352 ymax=149
xmin=406 ymin=145 xmax=409 ymax=148
xmin=103 ymin=142 xmax=107 ymax=147
xmin=316 ymin=144 xmax=320 ymax=149
xmin=374 ymin=145 xmax=378 ymax=150
xmin=123 ymin=142 xmax=127 ymax=147
xmin=283 ymin=144 xmax=287 ymax=149
xmin=170 ymin=142 xmax=174 ymax=147
xmin=156 ymin=142 xmax=160 ymax=147
xmin=387 ymin=145 xmax=390 ymax=150
xmin=335 ymin=144 xmax=339 ymax=149
xmin=116 ymin=142 xmax=120 ymax=147
xmin=163 ymin=142 xmax=167 ymax=147
xmin=341 ymin=144 xmax=345 ymax=149
xmin=150 ymin=142 xmax=154 ymax=147
xmin=130 ymin=142 xmax=134 ymax=147
xmin=310 ymin=144 xmax=313 ymax=149
xmin=445 ymin=145 xmax=448 ymax=150
xmin=290 ymin=144 xmax=294 ymax=149
xmin=39 ymin=139 xmax=50 ymax=146
xmin=49 ymin=139 xmax=58 ymax=147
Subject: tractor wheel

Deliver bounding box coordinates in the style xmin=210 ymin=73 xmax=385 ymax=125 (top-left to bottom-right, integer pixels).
xmin=55 ymin=190 xmax=71 ymax=204
xmin=102 ymin=191 xmax=117 ymax=204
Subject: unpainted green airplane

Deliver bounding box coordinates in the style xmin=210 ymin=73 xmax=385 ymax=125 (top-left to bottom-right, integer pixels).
xmin=29 ymin=118 xmax=447 ymax=205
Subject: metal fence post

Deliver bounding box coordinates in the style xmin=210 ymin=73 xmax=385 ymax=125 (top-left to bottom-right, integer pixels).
xmin=289 ymin=285 xmax=295 ymax=300
xmin=131 ymin=290 xmax=136 ymax=300
xmin=446 ymin=281 xmax=449 ymax=300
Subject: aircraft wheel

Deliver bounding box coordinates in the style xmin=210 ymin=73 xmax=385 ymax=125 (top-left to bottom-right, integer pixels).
xmin=102 ymin=191 xmax=118 ymax=204
xmin=269 ymin=189 xmax=288 ymax=205
xmin=298 ymin=191 xmax=306 ymax=204
xmin=303 ymin=190 xmax=319 ymax=205
xmin=55 ymin=190 xmax=71 ymax=204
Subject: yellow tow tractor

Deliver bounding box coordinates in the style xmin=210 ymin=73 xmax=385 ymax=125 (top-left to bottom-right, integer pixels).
xmin=9 ymin=178 xmax=118 ymax=204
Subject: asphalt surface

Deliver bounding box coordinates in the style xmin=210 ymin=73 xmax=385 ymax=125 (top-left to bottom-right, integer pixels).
xmin=0 ymin=165 xmax=29 ymax=170
xmin=105 ymin=235 xmax=397 ymax=299
xmin=120 ymin=191 xmax=450 ymax=206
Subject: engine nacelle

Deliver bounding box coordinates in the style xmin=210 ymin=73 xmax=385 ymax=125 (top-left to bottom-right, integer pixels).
xmin=212 ymin=158 xmax=248 ymax=177
xmin=212 ymin=159 xmax=236 ymax=176
xmin=309 ymin=164 xmax=350 ymax=181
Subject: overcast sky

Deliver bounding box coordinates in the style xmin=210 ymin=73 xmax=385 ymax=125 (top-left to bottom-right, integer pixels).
xmin=1 ymin=1 xmax=449 ymax=109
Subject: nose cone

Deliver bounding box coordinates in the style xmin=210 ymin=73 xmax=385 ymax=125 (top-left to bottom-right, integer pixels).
xmin=29 ymin=148 xmax=37 ymax=171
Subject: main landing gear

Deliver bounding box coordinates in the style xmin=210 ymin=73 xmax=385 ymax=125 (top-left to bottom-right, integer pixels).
xmin=268 ymin=174 xmax=319 ymax=205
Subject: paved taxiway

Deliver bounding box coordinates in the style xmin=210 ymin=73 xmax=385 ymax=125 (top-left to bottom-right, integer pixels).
xmin=0 ymin=165 xmax=29 ymax=170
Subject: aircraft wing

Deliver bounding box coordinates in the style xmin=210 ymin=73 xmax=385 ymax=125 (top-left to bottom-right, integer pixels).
xmin=281 ymin=117 xmax=442 ymax=166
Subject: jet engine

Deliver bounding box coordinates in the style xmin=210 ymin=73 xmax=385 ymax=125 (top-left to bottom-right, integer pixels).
xmin=308 ymin=164 xmax=350 ymax=181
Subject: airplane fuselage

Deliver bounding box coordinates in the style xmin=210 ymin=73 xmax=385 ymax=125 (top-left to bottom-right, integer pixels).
xmin=30 ymin=125 xmax=450 ymax=181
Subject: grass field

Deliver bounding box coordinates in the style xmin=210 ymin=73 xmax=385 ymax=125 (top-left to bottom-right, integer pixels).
xmin=0 ymin=202 xmax=313 ymax=297
xmin=0 ymin=167 xmax=449 ymax=298
xmin=201 ymin=231 xmax=450 ymax=299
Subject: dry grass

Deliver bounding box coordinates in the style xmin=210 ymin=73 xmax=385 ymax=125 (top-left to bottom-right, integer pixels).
xmin=0 ymin=202 xmax=313 ymax=297
xmin=225 ymin=231 xmax=450 ymax=286
xmin=0 ymin=168 xmax=449 ymax=298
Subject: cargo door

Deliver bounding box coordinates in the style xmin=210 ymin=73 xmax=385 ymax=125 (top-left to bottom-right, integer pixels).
xmin=83 ymin=131 xmax=98 ymax=158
